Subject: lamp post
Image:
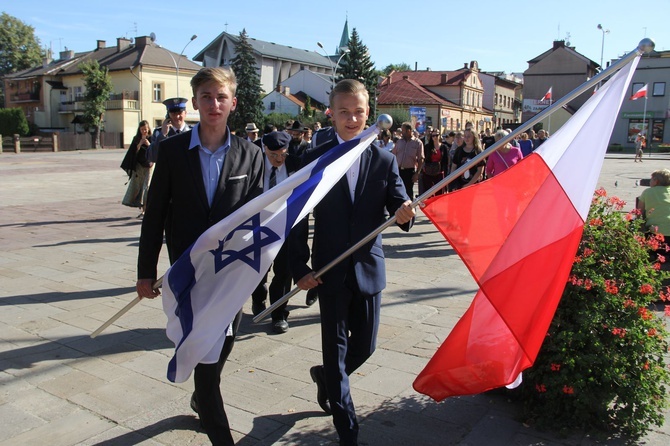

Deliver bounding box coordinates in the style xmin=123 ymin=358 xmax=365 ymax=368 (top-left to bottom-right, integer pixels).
xmin=154 ymin=34 xmax=198 ymax=97
xmin=175 ymin=35 xmax=198 ymax=97
xmin=597 ymin=24 xmax=610 ymax=70
xmin=316 ymin=42 xmax=350 ymax=90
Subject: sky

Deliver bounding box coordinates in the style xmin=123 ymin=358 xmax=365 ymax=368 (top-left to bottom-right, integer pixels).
xmin=4 ymin=1 xmax=669 ymax=75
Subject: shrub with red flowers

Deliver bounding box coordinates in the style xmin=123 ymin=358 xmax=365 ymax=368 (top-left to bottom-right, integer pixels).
xmin=521 ymin=188 xmax=670 ymax=439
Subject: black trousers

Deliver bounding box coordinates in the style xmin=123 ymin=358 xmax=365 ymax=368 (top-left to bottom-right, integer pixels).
xmin=193 ymin=310 xmax=242 ymax=446
xmin=251 ymin=243 xmax=292 ymax=321
xmin=399 ymin=168 xmax=415 ymax=199
xmin=318 ymin=264 xmax=381 ymax=446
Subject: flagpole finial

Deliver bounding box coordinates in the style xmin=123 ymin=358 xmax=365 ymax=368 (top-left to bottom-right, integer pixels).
xmin=376 ymin=114 xmax=393 ymax=130
xmin=638 ymin=38 xmax=655 ymax=54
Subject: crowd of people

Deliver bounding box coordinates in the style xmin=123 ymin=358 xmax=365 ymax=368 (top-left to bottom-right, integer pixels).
xmin=122 ymin=65 xmax=670 ymax=446
xmin=367 ymin=123 xmax=549 ymax=199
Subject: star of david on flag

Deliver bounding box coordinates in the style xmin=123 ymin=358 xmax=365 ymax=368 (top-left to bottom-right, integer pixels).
xmin=163 ymin=126 xmax=380 ymax=383
xmin=210 ymin=214 xmax=281 ymax=274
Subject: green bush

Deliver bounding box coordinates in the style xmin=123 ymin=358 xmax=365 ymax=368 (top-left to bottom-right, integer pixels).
xmin=521 ymin=189 xmax=670 ymax=439
xmin=0 ymin=108 xmax=30 ymax=136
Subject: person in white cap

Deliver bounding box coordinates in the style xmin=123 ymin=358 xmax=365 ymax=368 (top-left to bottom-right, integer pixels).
xmin=245 ymin=122 xmax=260 ymax=144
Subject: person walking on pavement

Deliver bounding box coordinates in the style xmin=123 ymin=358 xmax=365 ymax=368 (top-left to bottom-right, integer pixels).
xmin=136 ymin=67 xmax=263 ymax=446
xmin=392 ymin=122 xmax=424 ymax=199
xmin=289 ymin=79 xmax=415 ymax=446
xmin=250 ymin=131 xmax=301 ymax=333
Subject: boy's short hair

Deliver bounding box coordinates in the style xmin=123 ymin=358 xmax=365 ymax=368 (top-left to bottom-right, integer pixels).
xmin=401 ymin=121 xmax=413 ymax=131
xmin=329 ymin=78 xmax=369 ymax=107
xmin=191 ymin=67 xmax=237 ymax=97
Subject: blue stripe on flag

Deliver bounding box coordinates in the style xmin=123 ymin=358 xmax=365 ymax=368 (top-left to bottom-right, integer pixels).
xmin=284 ymin=137 xmax=361 ymax=235
xmin=165 ymin=245 xmax=196 ymax=382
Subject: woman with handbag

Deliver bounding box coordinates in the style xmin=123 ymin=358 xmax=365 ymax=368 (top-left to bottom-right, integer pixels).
xmin=121 ymin=120 xmax=153 ymax=217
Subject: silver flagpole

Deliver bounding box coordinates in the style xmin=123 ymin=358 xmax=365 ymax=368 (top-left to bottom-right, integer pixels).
xmin=254 ymin=38 xmax=655 ymax=324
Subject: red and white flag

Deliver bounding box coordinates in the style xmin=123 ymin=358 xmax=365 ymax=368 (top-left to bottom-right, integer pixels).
xmin=630 ymin=83 xmax=648 ymax=100
xmin=412 ymin=56 xmax=640 ymax=401
xmin=541 ymin=87 xmax=552 ymax=101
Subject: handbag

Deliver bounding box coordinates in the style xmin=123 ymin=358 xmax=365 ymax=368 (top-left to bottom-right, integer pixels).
xmin=424 ymin=161 xmax=442 ymax=176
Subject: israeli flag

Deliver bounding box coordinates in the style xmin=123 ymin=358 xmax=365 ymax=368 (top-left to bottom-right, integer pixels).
xmin=164 ymin=126 xmax=380 ymax=383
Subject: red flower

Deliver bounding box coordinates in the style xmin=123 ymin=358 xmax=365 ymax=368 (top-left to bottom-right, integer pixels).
xmin=535 ymin=384 xmax=547 ymax=393
xmin=604 ymin=280 xmax=619 ymax=294
xmin=584 ymin=279 xmax=594 ymax=290
xmin=589 ymin=218 xmax=603 ymax=227
xmin=595 ymin=188 xmax=607 ymax=197
xmin=643 ymin=362 xmax=650 ymax=370
xmin=639 ymin=284 xmax=654 ymax=295
xmin=638 ymin=307 xmax=653 ymax=321
xmin=648 ymin=328 xmax=658 ymax=337
xmin=582 ymin=248 xmax=594 ymax=257
xmin=665 ymin=305 xmax=670 ymax=317
xmin=562 ymin=385 xmax=575 ymax=395
xmin=551 ymin=363 xmax=561 ymax=371
xmin=607 ymin=196 xmax=626 ymax=210
xmin=623 ymin=299 xmax=636 ymax=309
xmin=612 ymin=327 xmax=627 ymax=338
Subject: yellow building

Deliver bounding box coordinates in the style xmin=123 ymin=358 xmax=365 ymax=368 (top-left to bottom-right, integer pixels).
xmin=377 ymin=62 xmax=493 ymax=134
xmin=3 ymin=36 xmax=201 ymax=147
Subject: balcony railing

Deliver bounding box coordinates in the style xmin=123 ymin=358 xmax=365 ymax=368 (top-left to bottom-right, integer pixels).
xmin=59 ymin=98 xmax=140 ymax=112
xmin=11 ymin=92 xmax=40 ymax=103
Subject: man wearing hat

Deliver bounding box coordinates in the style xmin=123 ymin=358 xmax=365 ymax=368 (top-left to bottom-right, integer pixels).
xmin=147 ymin=97 xmax=191 ymax=162
xmin=287 ymin=120 xmax=309 ymax=158
xmin=245 ymin=122 xmax=260 ymax=144
xmin=250 ymin=131 xmax=301 ymax=333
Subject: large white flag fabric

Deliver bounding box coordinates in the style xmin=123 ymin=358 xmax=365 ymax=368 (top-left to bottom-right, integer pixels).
xmin=163 ymin=126 xmax=379 ymax=383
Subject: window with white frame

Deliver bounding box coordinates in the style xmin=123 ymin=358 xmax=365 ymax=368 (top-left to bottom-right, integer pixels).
xmin=153 ymin=83 xmax=163 ymax=102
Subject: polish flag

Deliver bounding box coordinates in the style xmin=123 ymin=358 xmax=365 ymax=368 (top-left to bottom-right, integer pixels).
xmin=541 ymin=87 xmax=552 ymax=102
xmin=412 ymin=56 xmax=640 ymax=400
xmin=630 ymin=83 xmax=648 ymax=100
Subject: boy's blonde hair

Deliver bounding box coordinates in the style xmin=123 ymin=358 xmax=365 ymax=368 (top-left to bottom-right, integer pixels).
xmin=191 ymin=67 xmax=237 ymax=97
xmin=329 ymin=78 xmax=369 ymax=107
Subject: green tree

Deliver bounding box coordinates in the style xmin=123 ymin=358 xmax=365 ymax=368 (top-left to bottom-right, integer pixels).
xmin=382 ymin=63 xmax=412 ymax=75
xmin=0 ymin=13 xmax=43 ymax=106
xmin=336 ymin=28 xmax=378 ymax=121
xmin=302 ymin=95 xmax=313 ymax=118
xmin=229 ymin=29 xmax=264 ymax=132
xmin=79 ymin=60 xmax=113 ymax=149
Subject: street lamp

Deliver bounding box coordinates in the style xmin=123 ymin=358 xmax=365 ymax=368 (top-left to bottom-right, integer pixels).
xmin=316 ymin=41 xmax=350 ymax=89
xmin=597 ymin=24 xmax=610 ymax=70
xmin=176 ymin=35 xmax=198 ymax=97
xmin=153 ymin=34 xmax=198 ymax=97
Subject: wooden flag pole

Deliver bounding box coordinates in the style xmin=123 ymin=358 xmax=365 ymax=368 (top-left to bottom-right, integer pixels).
xmin=90 ymin=277 xmax=163 ymax=338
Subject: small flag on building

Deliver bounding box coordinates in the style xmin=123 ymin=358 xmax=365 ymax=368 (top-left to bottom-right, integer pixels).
xmin=630 ymin=83 xmax=648 ymax=100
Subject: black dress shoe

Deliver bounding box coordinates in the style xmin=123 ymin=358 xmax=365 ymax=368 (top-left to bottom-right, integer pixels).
xmin=190 ymin=392 xmax=199 ymax=414
xmin=273 ymin=319 xmax=289 ymax=333
xmin=309 ymin=365 xmax=331 ymax=415
xmin=252 ymin=301 xmax=266 ymax=316
xmin=306 ymin=289 xmax=318 ymax=307
xmin=190 ymin=393 xmax=205 ymax=428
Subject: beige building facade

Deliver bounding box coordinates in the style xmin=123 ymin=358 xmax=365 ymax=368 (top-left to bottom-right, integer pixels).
xmin=3 ymin=36 xmax=202 ymax=147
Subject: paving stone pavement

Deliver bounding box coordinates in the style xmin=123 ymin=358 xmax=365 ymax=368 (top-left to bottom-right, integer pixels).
xmin=0 ymin=149 xmax=668 ymax=446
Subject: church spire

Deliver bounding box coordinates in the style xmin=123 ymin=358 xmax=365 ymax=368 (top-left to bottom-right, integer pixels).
xmin=337 ymin=17 xmax=349 ymax=54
